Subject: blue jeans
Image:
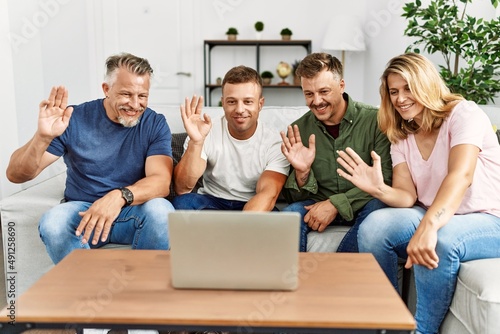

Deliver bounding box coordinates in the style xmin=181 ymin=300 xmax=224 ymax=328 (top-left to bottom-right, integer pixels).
xmin=172 ymin=193 xmax=279 ymax=211
xmin=172 ymin=193 xmax=247 ymax=210
xmin=358 ymin=206 xmax=500 ymax=334
xmin=281 ymin=198 xmax=386 ymax=252
xmin=38 ymin=198 xmax=174 ymax=264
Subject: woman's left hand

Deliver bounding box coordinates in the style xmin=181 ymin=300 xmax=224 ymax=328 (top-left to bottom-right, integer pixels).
xmin=405 ymin=224 xmax=439 ymax=270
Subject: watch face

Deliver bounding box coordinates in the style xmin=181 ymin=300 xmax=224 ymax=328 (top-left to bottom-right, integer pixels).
xmin=121 ymin=187 xmax=133 ymax=205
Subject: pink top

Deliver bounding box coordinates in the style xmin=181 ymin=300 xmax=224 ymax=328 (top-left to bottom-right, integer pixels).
xmin=391 ymin=100 xmax=500 ymax=217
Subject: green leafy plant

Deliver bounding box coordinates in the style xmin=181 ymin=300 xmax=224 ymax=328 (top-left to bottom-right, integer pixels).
xmin=402 ymin=0 xmax=500 ymax=104
xmin=254 ymin=21 xmax=264 ymax=32
xmin=261 ymin=71 xmax=274 ymax=79
xmin=280 ymin=28 xmax=293 ymax=36
xmin=225 ymin=27 xmax=238 ymax=35
xmin=291 ymin=59 xmax=301 ymax=75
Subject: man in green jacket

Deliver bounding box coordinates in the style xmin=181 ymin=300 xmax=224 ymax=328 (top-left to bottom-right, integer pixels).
xmin=281 ymin=52 xmax=392 ymax=252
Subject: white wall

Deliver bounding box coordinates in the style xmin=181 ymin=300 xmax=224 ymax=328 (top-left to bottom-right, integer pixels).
xmin=1 ymin=0 xmax=498 ymax=199
xmin=2 ymin=0 xmax=85 ymax=199
xmin=195 ymin=1 xmax=369 ymax=105
xmin=1 ymin=0 xmax=22 ymax=199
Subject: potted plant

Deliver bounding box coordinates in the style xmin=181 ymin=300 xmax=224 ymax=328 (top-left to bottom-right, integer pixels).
xmin=254 ymin=21 xmax=264 ymax=40
xmin=225 ymin=27 xmax=238 ymax=41
xmin=280 ymin=28 xmax=293 ymax=40
xmin=261 ymin=71 xmax=274 ymax=85
xmin=291 ymin=59 xmax=301 ymax=85
xmin=402 ymin=0 xmax=500 ymax=104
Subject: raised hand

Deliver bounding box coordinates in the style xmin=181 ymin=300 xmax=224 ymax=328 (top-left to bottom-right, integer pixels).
xmin=280 ymin=124 xmax=315 ymax=173
xmin=37 ymin=86 xmax=73 ymax=140
xmin=180 ymin=95 xmax=212 ymax=143
xmin=336 ymin=148 xmax=385 ymax=196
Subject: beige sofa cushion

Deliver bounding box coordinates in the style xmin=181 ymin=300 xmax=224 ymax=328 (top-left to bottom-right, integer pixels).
xmin=442 ymin=258 xmax=500 ymax=334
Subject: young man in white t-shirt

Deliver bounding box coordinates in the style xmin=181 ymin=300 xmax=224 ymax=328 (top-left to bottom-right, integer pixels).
xmin=172 ymin=65 xmax=289 ymax=211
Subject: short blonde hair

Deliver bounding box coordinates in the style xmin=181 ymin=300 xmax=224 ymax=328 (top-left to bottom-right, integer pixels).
xmin=378 ymin=53 xmax=464 ymax=143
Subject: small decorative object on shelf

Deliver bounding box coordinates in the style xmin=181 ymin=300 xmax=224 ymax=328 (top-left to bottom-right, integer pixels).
xmin=261 ymin=71 xmax=274 ymax=85
xmin=276 ymin=61 xmax=292 ymax=85
xmin=226 ymin=27 xmax=238 ymax=41
xmin=291 ymin=59 xmax=301 ymax=85
xmin=280 ymin=28 xmax=293 ymax=40
xmin=203 ymin=40 xmax=311 ymax=105
xmin=254 ymin=21 xmax=264 ymax=40
xmin=216 ymin=77 xmax=222 ymax=85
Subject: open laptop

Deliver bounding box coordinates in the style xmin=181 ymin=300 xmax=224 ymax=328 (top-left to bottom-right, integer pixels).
xmin=168 ymin=210 xmax=300 ymax=291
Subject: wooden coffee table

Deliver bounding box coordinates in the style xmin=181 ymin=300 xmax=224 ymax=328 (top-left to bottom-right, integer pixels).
xmin=0 ymin=250 xmax=415 ymax=333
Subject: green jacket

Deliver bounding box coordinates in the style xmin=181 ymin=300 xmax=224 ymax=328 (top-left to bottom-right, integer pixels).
xmin=282 ymin=93 xmax=392 ymax=221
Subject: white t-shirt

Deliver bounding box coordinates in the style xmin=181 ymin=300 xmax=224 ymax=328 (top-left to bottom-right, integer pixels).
xmin=391 ymin=100 xmax=500 ymax=217
xmin=184 ymin=116 xmax=290 ymax=201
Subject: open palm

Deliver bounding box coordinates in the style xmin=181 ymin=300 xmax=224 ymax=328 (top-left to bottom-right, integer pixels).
xmin=336 ymin=148 xmax=385 ymax=194
xmin=280 ymin=124 xmax=315 ymax=172
xmin=38 ymin=86 xmax=73 ymax=139
xmin=180 ymin=96 xmax=212 ymax=143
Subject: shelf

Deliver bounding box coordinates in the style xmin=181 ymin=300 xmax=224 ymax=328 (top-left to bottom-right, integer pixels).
xmin=204 ymin=39 xmax=313 ymax=50
xmin=206 ymin=84 xmax=302 ymax=88
xmin=204 ymin=39 xmax=311 ymax=106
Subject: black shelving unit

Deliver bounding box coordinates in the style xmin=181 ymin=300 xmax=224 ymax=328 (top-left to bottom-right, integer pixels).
xmin=203 ymin=39 xmax=312 ymax=106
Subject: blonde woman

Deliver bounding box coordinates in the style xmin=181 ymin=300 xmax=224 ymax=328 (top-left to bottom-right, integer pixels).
xmin=337 ymin=53 xmax=500 ymax=334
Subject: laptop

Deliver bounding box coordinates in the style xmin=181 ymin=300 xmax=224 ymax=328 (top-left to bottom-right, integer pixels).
xmin=168 ymin=210 xmax=300 ymax=291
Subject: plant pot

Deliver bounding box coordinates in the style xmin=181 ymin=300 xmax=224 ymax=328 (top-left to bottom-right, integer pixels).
xmin=281 ymin=35 xmax=291 ymax=41
xmin=262 ymin=78 xmax=272 ymax=85
xmin=227 ymin=34 xmax=237 ymax=41
xmin=255 ymin=32 xmax=262 ymax=40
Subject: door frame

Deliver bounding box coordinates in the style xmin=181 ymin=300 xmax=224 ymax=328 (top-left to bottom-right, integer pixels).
xmin=85 ymin=0 xmax=196 ymax=105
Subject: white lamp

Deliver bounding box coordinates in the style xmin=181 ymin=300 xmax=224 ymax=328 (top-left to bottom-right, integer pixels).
xmin=322 ymin=15 xmax=366 ymax=75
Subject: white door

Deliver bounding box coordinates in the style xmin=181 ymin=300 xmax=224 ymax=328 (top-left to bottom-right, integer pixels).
xmin=87 ymin=0 xmax=194 ymax=111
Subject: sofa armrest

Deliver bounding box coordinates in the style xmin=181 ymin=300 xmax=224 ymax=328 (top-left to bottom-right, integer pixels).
xmin=1 ymin=172 xmax=66 ymax=297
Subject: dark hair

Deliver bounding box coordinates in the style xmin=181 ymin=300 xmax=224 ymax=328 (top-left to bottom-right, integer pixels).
xmin=222 ymin=65 xmax=263 ymax=94
xmin=104 ymin=52 xmax=153 ymax=85
xmin=295 ymin=52 xmax=342 ymax=81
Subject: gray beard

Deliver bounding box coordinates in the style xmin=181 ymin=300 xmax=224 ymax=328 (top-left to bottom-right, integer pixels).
xmin=118 ymin=116 xmax=140 ymax=127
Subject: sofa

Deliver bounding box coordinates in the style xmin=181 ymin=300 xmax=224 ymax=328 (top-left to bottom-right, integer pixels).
xmin=2 ymin=105 xmax=500 ymax=333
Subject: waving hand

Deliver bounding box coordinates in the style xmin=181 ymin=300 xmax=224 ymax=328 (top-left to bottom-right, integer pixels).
xmin=38 ymin=86 xmax=73 ymax=140
xmin=180 ymin=95 xmax=212 ymax=143
xmin=280 ymin=124 xmax=316 ymax=173
xmin=336 ymin=147 xmax=385 ymax=196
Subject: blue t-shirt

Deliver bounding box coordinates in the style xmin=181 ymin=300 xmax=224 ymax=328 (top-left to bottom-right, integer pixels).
xmin=47 ymin=99 xmax=172 ymax=202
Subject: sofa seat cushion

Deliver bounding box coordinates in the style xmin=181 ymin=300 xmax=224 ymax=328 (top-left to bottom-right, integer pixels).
xmin=442 ymin=258 xmax=500 ymax=334
xmin=307 ymin=226 xmax=350 ymax=252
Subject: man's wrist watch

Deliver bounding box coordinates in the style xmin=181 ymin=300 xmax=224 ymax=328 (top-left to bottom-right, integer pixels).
xmin=119 ymin=187 xmax=134 ymax=207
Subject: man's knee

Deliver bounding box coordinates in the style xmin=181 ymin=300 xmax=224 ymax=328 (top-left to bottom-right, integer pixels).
xmin=39 ymin=204 xmax=79 ymax=240
xmin=282 ymin=200 xmax=313 ymax=213
xmin=172 ymin=193 xmax=199 ymax=209
xmin=138 ymin=198 xmax=174 ymax=229
xmin=142 ymin=198 xmax=174 ymax=214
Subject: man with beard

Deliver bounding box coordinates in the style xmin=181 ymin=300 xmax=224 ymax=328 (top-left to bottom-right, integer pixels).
xmin=280 ymin=52 xmax=392 ymax=253
xmin=172 ymin=65 xmax=289 ymax=211
xmin=6 ymin=53 xmax=175 ymax=264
